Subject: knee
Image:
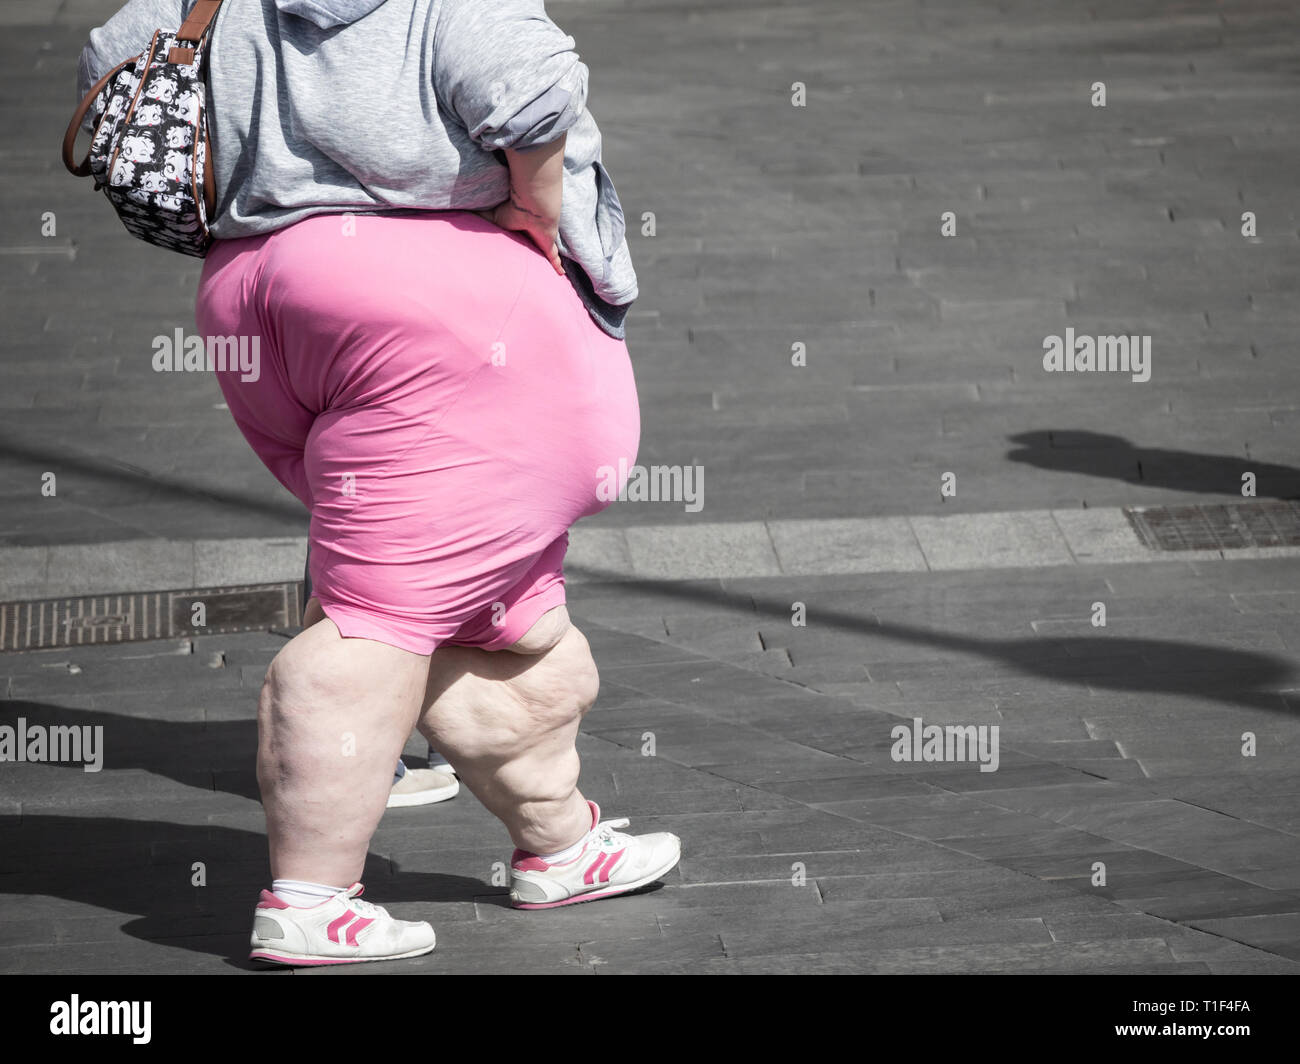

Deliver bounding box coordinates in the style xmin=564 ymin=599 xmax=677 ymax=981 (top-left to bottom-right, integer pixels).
xmin=429 ymin=626 xmax=600 ymax=765
xmin=259 ymin=636 xmax=350 ymax=725
xmin=256 ymin=660 xmax=305 ymax=775
xmin=506 ymin=605 xmax=571 ymax=655
xmin=506 ymin=627 xmax=599 ymax=735
xmin=549 ymin=626 xmax=599 ymax=719
xmin=259 ymin=653 xmax=311 ymax=729
xmin=571 ymin=639 xmax=600 ymax=718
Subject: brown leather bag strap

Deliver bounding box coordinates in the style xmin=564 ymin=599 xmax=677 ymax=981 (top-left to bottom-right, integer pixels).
xmin=170 ymin=0 xmax=226 ymax=62
xmin=62 ymin=56 xmax=136 ymax=176
xmin=182 ymin=0 xmax=226 ymax=215
xmin=177 ymin=0 xmax=225 ymax=43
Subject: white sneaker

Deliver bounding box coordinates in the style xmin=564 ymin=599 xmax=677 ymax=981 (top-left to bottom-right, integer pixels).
xmin=388 ymin=766 xmax=459 ymax=808
xmin=249 ymin=883 xmax=435 ymax=966
xmin=509 ymin=801 xmax=681 ymax=909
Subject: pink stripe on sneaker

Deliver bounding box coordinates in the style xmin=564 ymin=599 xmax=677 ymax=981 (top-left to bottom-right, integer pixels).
xmin=326 ymin=911 xmax=354 ymax=944
xmin=514 ymin=882 xmax=641 ymax=910
xmin=583 ymin=853 xmax=608 ymax=885
xmin=250 ymin=951 xmax=360 ymax=966
xmin=513 ymin=852 xmax=551 ymax=872
xmin=258 ymin=890 xmax=292 ymax=909
xmin=345 ymin=917 xmax=373 ymax=945
xmin=600 ymin=848 xmax=626 ymax=883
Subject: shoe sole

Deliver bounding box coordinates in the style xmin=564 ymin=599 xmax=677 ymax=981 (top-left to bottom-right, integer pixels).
xmin=249 ymin=940 xmax=436 ymax=967
xmin=510 ymin=845 xmax=682 ymax=910
xmin=386 ymin=779 xmax=460 ymax=808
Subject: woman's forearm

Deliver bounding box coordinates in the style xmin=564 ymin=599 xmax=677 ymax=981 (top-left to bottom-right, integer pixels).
xmin=504 ymin=132 xmax=566 ymax=224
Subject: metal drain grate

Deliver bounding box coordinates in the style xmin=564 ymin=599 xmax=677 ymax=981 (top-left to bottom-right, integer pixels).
xmin=1125 ymin=500 xmax=1300 ymax=551
xmin=0 ymin=582 xmax=304 ymax=653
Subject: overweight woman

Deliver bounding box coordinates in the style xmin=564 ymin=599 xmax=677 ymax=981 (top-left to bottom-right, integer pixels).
xmin=77 ymin=0 xmax=680 ymax=967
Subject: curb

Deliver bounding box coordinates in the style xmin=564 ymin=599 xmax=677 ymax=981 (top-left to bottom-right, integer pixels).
xmin=3 ymin=509 xmax=1300 ymax=601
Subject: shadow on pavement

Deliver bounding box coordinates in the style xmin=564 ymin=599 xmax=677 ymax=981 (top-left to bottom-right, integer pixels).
xmin=2 ymin=700 xmax=262 ymax=800
xmin=4 ymin=597 xmax=1296 ymax=819
xmin=0 ymin=431 xmax=306 ymax=525
xmin=1006 ymin=430 xmax=1300 ymax=499
xmin=570 ymin=574 xmax=1299 ymax=716
xmin=2 ymin=577 xmax=1293 ymax=968
xmin=0 ymin=813 xmax=490 ymax=967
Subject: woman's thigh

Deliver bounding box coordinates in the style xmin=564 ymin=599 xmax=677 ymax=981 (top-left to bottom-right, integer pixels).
xmin=199 ymin=210 xmax=640 ymax=656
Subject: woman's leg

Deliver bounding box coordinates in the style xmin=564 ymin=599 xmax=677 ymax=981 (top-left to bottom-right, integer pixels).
xmin=260 ymin=607 xmax=431 ymax=885
xmin=410 ymin=600 xmax=681 ymax=909
xmin=415 ymin=605 xmax=598 ymax=855
xmin=298 ymin=595 xmax=593 ymax=855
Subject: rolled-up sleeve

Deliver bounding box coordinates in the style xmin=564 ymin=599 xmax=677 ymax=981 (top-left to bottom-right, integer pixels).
xmin=432 ymin=0 xmax=589 ymax=151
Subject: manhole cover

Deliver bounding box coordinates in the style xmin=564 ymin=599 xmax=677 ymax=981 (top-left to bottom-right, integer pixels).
xmin=0 ymin=582 xmax=304 ymax=653
xmin=1124 ymin=501 xmax=1300 ymax=551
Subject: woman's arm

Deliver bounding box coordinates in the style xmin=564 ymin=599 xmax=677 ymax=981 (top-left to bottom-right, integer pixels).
xmin=434 ymin=0 xmax=586 ymax=273
xmin=480 ymin=135 xmax=567 ymax=275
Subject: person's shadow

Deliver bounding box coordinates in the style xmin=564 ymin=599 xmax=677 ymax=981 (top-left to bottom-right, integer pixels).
xmin=1006 ymin=430 xmax=1300 ymax=499
xmin=849 ymin=620 xmax=1298 ymax=715
xmin=0 ymin=701 xmax=440 ymax=801
xmin=0 ymin=813 xmax=491 ymax=968
xmin=2 ymin=701 xmax=261 ymax=801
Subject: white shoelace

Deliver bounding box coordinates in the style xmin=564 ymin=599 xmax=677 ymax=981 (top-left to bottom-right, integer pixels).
xmin=340 ymin=885 xmax=388 ymax=920
xmin=591 ymin=817 xmax=631 ymax=849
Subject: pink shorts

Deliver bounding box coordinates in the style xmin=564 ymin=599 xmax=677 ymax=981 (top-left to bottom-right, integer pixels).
xmin=195 ymin=211 xmax=639 ymax=655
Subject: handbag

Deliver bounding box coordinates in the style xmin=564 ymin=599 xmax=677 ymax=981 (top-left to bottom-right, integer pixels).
xmin=61 ymin=0 xmax=226 ymax=258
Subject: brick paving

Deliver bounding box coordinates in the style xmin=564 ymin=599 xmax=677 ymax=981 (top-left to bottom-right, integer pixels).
xmin=4 ymin=558 xmax=1299 ymax=973
xmin=4 ymin=0 xmax=1300 ymax=543
xmin=2 ymin=0 xmax=1299 ymax=974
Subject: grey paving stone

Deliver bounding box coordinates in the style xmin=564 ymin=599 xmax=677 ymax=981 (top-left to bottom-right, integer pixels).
xmin=767 ymin=517 xmax=928 ymax=575
xmin=1187 ymin=912 xmax=1300 ymax=961
xmin=729 ymin=937 xmax=1182 ymax=974
xmin=1053 ymin=507 xmax=1154 ymax=564
xmin=756 ymin=775 xmax=937 ymax=804
xmin=566 ymin=525 xmax=635 ymax=582
xmin=41 ymin=538 xmax=195 ymax=598
xmin=727 ymin=914 xmax=1058 ymax=960
xmin=624 ymin=523 xmax=782 ymax=580
xmin=1129 ymin=883 xmax=1300 ymax=923
xmin=1163 ymin=926 xmax=1300 ymax=974
xmin=6 ymin=646 xmax=246 ymax=694
xmin=192 ymin=537 xmax=306 ymax=587
xmin=909 ymin=512 xmax=1077 ymax=570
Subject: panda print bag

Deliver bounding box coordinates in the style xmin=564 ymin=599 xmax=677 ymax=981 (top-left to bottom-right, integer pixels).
xmin=61 ymin=0 xmax=225 ymax=258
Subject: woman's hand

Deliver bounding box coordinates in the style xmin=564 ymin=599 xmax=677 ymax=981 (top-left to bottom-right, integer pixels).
xmin=474 ymin=196 xmax=564 ymax=275
xmin=473 ymin=134 xmax=567 ymax=276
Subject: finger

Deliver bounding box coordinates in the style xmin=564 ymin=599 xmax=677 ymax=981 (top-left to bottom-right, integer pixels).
xmin=529 ymin=232 xmax=562 ymax=274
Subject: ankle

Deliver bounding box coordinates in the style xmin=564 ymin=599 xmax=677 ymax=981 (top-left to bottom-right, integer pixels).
xmin=271 ymin=878 xmax=345 ymax=908
xmin=514 ymin=794 xmax=593 ymax=855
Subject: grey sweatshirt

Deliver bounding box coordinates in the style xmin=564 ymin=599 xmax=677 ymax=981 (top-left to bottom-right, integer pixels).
xmin=76 ymin=0 xmax=637 ymax=338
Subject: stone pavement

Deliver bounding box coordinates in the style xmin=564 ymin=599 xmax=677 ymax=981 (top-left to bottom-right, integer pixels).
xmin=2 ymin=0 xmax=1300 ymax=543
xmin=2 ymin=555 xmax=1299 ymax=974
xmin=2 ymin=0 xmax=1300 ymax=974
